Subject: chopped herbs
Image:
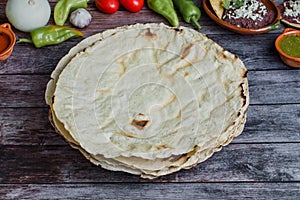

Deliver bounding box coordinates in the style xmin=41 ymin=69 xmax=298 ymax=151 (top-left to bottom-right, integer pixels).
xmin=222 ymin=0 xmax=244 ymax=10
xmin=233 ymin=0 xmax=244 ymax=9
xmin=222 ymin=0 xmax=231 ymax=10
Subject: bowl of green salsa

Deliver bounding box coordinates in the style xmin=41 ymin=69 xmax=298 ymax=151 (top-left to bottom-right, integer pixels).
xmin=275 ymin=28 xmax=300 ymax=68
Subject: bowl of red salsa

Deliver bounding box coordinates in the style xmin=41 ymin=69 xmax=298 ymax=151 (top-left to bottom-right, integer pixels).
xmin=275 ymin=28 xmax=300 ymax=68
xmin=0 ymin=23 xmax=16 ymax=62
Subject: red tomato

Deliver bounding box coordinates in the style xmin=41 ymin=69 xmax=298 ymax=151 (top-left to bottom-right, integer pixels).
xmin=95 ymin=0 xmax=119 ymax=14
xmin=120 ymin=0 xmax=144 ymax=13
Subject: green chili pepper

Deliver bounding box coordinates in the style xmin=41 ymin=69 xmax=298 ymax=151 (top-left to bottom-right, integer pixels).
xmin=18 ymin=26 xmax=84 ymax=48
xmin=54 ymin=0 xmax=89 ymax=26
xmin=147 ymin=0 xmax=180 ymax=27
xmin=173 ymin=0 xmax=201 ymax=29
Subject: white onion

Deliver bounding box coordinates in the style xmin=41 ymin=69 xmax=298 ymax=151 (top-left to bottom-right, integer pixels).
xmin=6 ymin=0 xmax=51 ymax=32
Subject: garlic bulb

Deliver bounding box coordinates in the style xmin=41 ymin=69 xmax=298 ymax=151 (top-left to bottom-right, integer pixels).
xmin=70 ymin=8 xmax=92 ymax=29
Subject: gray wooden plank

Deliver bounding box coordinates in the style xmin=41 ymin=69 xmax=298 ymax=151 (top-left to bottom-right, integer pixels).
xmin=248 ymin=70 xmax=300 ymax=104
xmin=0 ymin=144 xmax=299 ymax=183
xmin=207 ymin=34 xmax=288 ymax=71
xmin=237 ymin=104 xmax=300 ymax=143
xmin=1 ymin=70 xmax=299 ymax=108
xmin=0 ymin=183 xmax=299 ymax=200
xmin=1 ymin=104 xmax=299 ymax=146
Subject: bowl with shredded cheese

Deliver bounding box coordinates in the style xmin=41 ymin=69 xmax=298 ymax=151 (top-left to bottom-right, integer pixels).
xmin=278 ymin=0 xmax=300 ymax=29
xmin=203 ymin=0 xmax=281 ymax=34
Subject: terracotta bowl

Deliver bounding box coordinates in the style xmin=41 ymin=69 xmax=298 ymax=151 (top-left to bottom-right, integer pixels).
xmin=202 ymin=0 xmax=281 ymax=34
xmin=278 ymin=2 xmax=300 ymax=29
xmin=275 ymin=28 xmax=300 ymax=68
xmin=0 ymin=23 xmax=16 ymax=62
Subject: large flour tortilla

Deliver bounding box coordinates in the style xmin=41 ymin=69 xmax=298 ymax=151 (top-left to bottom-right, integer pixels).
xmin=46 ymin=23 xmax=249 ymax=178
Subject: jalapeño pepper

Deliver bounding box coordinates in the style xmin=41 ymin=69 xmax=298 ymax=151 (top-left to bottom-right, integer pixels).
xmin=173 ymin=0 xmax=201 ymax=29
xmin=54 ymin=0 xmax=89 ymax=26
xmin=18 ymin=26 xmax=84 ymax=48
xmin=147 ymin=0 xmax=179 ymax=27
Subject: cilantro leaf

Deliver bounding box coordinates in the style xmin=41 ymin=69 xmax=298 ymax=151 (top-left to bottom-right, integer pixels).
xmin=233 ymin=0 xmax=244 ymax=9
xmin=222 ymin=0 xmax=231 ymax=10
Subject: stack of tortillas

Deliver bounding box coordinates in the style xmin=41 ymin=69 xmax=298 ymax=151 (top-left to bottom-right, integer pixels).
xmin=45 ymin=23 xmax=249 ymax=179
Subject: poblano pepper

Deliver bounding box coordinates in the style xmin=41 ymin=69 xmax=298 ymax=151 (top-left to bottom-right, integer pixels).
xmin=173 ymin=0 xmax=201 ymax=29
xmin=54 ymin=0 xmax=89 ymax=26
xmin=18 ymin=26 xmax=84 ymax=48
xmin=147 ymin=0 xmax=179 ymax=27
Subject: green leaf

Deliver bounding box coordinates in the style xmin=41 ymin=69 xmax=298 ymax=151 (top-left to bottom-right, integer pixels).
xmin=222 ymin=0 xmax=231 ymax=10
xmin=233 ymin=0 xmax=244 ymax=9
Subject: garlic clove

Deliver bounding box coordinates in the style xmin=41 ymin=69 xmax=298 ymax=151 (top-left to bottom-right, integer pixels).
xmin=70 ymin=8 xmax=92 ymax=29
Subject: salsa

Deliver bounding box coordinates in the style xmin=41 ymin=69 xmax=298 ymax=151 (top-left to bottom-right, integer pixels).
xmin=280 ymin=35 xmax=300 ymax=57
xmin=0 ymin=33 xmax=10 ymax=53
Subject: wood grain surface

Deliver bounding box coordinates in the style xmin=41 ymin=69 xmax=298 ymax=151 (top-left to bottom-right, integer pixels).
xmin=0 ymin=143 xmax=299 ymax=183
xmin=0 ymin=0 xmax=299 ymax=199
xmin=1 ymin=183 xmax=299 ymax=199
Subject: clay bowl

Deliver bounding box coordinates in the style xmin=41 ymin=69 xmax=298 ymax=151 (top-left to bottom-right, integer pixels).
xmin=278 ymin=1 xmax=300 ymax=29
xmin=0 ymin=23 xmax=16 ymax=61
xmin=275 ymin=28 xmax=300 ymax=68
xmin=202 ymin=0 xmax=281 ymax=34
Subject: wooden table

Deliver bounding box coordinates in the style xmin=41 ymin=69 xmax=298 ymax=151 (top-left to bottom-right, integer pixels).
xmin=1 ymin=0 xmax=299 ymax=199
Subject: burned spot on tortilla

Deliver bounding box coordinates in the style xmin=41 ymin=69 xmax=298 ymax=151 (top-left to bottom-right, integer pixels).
xmin=181 ymin=44 xmax=193 ymax=59
xmin=168 ymin=154 xmax=185 ymax=162
xmin=114 ymin=131 xmax=135 ymax=138
xmin=175 ymin=28 xmax=183 ymax=33
xmin=240 ymin=83 xmax=247 ymax=107
xmin=242 ymin=69 xmax=248 ymax=78
xmin=156 ymin=145 xmax=168 ymax=150
xmin=183 ymin=71 xmax=189 ymax=77
xmin=144 ymin=28 xmax=157 ymax=38
xmin=222 ymin=53 xmax=228 ymax=60
xmin=131 ymin=113 xmax=150 ymax=130
xmin=234 ymin=54 xmax=239 ymax=60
